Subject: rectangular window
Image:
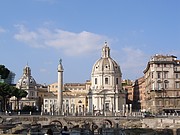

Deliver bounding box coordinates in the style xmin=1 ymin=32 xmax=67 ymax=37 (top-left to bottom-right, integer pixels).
xmin=164 ymin=72 xmax=168 ymax=79
xmin=30 ymin=92 xmax=34 ymax=96
xmin=176 ymin=73 xmax=178 ymax=78
xmin=95 ymin=78 xmax=97 ymax=84
xmin=176 ymin=73 xmax=179 ymax=79
xmin=157 ymin=72 xmax=161 ymax=78
xmin=105 ymin=103 xmax=109 ymax=111
xmin=178 ymin=100 xmax=180 ymax=106
xmin=116 ymin=78 xmax=118 ymax=84
xmin=152 ymin=82 xmax=155 ymax=90
xmin=164 ymin=82 xmax=168 ymax=89
xmin=159 ymin=100 xmax=162 ymax=106
xmin=157 ymin=82 xmax=162 ymax=90
xmin=165 ymin=100 xmax=169 ymax=106
xmin=176 ymin=82 xmax=180 ymax=89
xmin=105 ymin=78 xmax=108 ymax=84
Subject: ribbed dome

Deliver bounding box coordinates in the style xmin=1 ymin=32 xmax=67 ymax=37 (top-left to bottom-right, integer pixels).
xmin=92 ymin=57 xmax=121 ymax=74
xmin=16 ymin=65 xmax=37 ymax=89
xmin=92 ymin=42 xmax=121 ymax=76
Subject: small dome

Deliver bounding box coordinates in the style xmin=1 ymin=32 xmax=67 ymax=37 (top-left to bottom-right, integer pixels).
xmin=92 ymin=42 xmax=121 ymax=75
xmin=16 ymin=65 xmax=37 ymax=89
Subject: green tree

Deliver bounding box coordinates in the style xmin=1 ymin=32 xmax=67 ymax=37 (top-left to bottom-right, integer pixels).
xmin=12 ymin=88 xmax=28 ymax=110
xmin=0 ymin=83 xmax=13 ymax=111
xmin=0 ymin=65 xmax=10 ymax=79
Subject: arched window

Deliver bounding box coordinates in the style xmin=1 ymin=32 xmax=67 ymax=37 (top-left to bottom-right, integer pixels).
xmin=105 ymin=78 xmax=108 ymax=84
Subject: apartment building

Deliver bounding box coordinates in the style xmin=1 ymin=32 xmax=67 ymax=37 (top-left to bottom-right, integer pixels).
xmin=133 ymin=77 xmax=145 ymax=111
xmin=143 ymin=54 xmax=180 ymax=114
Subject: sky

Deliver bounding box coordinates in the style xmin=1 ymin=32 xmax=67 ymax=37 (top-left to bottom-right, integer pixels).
xmin=0 ymin=0 xmax=180 ymax=85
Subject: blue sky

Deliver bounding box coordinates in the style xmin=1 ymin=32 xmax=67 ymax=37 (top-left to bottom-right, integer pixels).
xmin=0 ymin=0 xmax=180 ymax=85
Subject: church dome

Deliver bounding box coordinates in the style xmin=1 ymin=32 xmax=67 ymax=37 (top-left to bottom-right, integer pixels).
xmin=91 ymin=42 xmax=122 ymax=91
xmin=16 ymin=65 xmax=37 ymax=89
xmin=92 ymin=57 xmax=121 ymax=74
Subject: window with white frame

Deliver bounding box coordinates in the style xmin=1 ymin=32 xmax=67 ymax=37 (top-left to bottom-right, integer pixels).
xmin=157 ymin=82 xmax=162 ymax=90
xmin=176 ymin=82 xmax=180 ymax=89
xmin=164 ymin=71 xmax=168 ymax=78
xmin=164 ymin=80 xmax=169 ymax=89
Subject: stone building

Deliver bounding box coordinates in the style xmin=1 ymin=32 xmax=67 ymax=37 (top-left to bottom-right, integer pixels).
xmin=43 ymin=93 xmax=87 ymax=115
xmin=37 ymin=84 xmax=52 ymax=112
xmin=48 ymin=82 xmax=58 ymax=95
xmin=64 ymin=81 xmax=90 ymax=94
xmin=143 ymin=54 xmax=180 ymax=114
xmin=48 ymin=81 xmax=90 ymax=96
xmin=122 ymin=79 xmax=133 ymax=105
xmin=10 ymin=65 xmax=39 ymax=110
xmin=45 ymin=81 xmax=90 ymax=115
xmin=133 ymin=77 xmax=145 ymax=111
xmin=88 ymin=42 xmax=126 ymax=115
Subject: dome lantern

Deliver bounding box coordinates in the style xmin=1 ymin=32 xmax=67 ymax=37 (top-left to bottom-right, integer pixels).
xmin=16 ymin=65 xmax=37 ymax=90
xmin=102 ymin=42 xmax=110 ymax=58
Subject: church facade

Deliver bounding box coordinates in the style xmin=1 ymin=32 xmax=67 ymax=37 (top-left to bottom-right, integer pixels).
xmin=10 ymin=65 xmax=39 ymax=111
xmin=88 ymin=42 xmax=126 ymax=115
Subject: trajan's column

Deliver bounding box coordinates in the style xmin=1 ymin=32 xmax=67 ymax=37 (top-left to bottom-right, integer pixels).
xmin=57 ymin=59 xmax=63 ymax=115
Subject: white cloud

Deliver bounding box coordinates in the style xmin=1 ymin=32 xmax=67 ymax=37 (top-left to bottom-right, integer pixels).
xmin=119 ymin=47 xmax=148 ymax=79
xmin=0 ymin=27 xmax=6 ymax=33
xmin=14 ymin=25 xmax=108 ymax=56
xmin=121 ymin=47 xmax=145 ymax=68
